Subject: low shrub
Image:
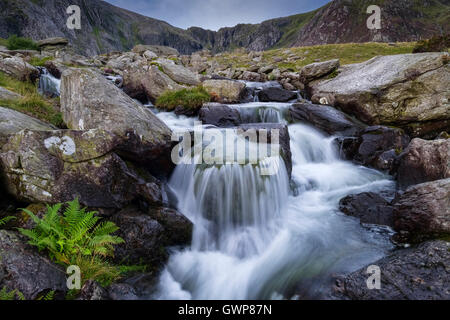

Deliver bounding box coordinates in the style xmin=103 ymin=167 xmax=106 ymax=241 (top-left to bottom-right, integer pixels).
xmin=413 ymin=34 xmax=450 ymax=53
xmin=155 ymin=86 xmax=211 ymax=111
xmin=6 ymin=35 xmax=40 ymax=51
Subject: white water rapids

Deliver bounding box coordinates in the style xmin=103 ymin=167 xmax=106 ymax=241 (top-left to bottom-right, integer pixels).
xmin=152 ymin=100 xmax=395 ymax=300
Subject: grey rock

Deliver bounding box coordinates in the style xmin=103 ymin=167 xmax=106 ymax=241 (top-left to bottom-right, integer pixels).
xmin=300 ymin=59 xmax=339 ymax=83
xmin=199 ymin=103 xmax=242 ymax=127
xmin=258 ymin=87 xmax=297 ymax=102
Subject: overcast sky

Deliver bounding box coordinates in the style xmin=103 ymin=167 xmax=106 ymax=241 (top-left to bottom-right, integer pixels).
xmin=104 ymin=0 xmax=331 ymax=31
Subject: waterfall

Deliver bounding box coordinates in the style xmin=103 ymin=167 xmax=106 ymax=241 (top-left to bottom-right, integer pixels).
xmin=38 ymin=68 xmax=60 ymax=97
xmin=154 ymin=98 xmax=395 ymax=300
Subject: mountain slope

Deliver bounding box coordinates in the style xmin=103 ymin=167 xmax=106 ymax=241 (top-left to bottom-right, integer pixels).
xmin=0 ymin=0 xmax=448 ymax=56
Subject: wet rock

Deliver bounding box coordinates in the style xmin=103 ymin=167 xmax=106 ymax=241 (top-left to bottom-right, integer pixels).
xmin=77 ymin=280 xmax=109 ymax=300
xmin=107 ymin=283 xmax=139 ymax=300
xmin=202 ymin=79 xmax=246 ymax=104
xmin=0 ymin=230 xmax=67 ymax=300
xmin=60 ymin=68 xmax=173 ymax=170
xmin=300 ymin=59 xmax=339 ymax=83
xmin=237 ymin=123 xmax=292 ymax=178
xmin=331 ymin=241 xmax=450 ymax=300
xmin=310 ymin=53 xmax=450 ymax=138
xmin=110 ymin=207 xmax=167 ymax=265
xmin=339 ymin=192 xmax=394 ymax=227
xmin=258 ymin=87 xmax=297 ymax=102
xmin=0 ymin=55 xmax=39 ymax=82
xmin=0 ymin=129 xmax=163 ymax=208
xmin=199 ymin=103 xmax=242 ymax=127
xmin=0 ymin=107 xmax=56 ymax=146
xmin=148 ymin=207 xmax=193 ymax=246
xmin=289 ymin=102 xmax=363 ymax=136
xmin=393 ymin=178 xmax=450 ymax=243
xmin=397 ymin=138 xmax=450 ymax=190
xmin=355 ymin=126 xmax=410 ymax=172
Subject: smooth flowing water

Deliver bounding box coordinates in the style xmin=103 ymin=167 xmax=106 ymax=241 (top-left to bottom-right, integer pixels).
xmin=38 ymin=68 xmax=61 ymax=97
xmin=154 ymin=100 xmax=395 ymax=300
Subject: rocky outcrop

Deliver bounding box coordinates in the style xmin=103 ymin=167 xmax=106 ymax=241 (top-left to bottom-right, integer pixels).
xmin=132 ymin=45 xmax=179 ymax=57
xmin=203 ymin=79 xmax=246 ymax=104
xmin=393 ymin=178 xmax=450 ymax=243
xmin=60 ymin=68 xmax=173 ymax=171
xmin=258 ymin=87 xmax=297 ymax=102
xmin=199 ymin=103 xmax=242 ymax=127
xmin=397 ymin=138 xmax=450 ymax=190
xmin=339 ymin=192 xmax=394 ymax=227
xmin=332 ymin=240 xmax=450 ymax=300
xmin=0 ymin=230 xmax=67 ymax=300
xmin=0 ymin=129 xmax=164 ymax=208
xmin=310 ymin=53 xmax=450 ymax=138
xmin=289 ymin=103 xmax=363 ymax=136
xmin=0 ymin=107 xmax=56 ymax=146
xmin=0 ymin=55 xmax=39 ymax=82
xmin=300 ymin=59 xmax=339 ymax=83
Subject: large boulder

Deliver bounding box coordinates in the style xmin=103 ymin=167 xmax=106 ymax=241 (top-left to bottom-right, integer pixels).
xmin=300 ymin=59 xmax=339 ymax=83
xmin=202 ymin=79 xmax=246 ymax=103
xmin=60 ymin=68 xmax=173 ymax=170
xmin=309 ymin=53 xmax=450 ymax=138
xmin=123 ymin=63 xmax=184 ymax=102
xmin=258 ymin=87 xmax=297 ymax=102
xmin=132 ymin=45 xmax=179 ymax=57
xmin=393 ymin=178 xmax=450 ymax=243
xmin=397 ymin=138 xmax=450 ymax=190
xmin=289 ymin=102 xmax=364 ymax=136
xmin=339 ymin=192 xmax=394 ymax=227
xmin=0 ymin=129 xmax=164 ymax=208
xmin=199 ymin=103 xmax=242 ymax=127
xmin=0 ymin=55 xmax=39 ymax=82
xmin=0 ymin=230 xmax=67 ymax=300
xmin=332 ymin=241 xmax=450 ymax=300
xmin=148 ymin=207 xmax=193 ymax=246
xmin=0 ymin=107 xmax=56 ymax=146
xmin=156 ymin=58 xmax=200 ymax=86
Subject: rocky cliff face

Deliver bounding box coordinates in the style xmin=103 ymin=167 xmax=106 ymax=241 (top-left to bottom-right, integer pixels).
xmin=0 ymin=0 xmax=448 ymax=56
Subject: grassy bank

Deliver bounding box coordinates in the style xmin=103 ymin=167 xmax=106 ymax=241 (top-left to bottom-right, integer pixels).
xmin=210 ymin=42 xmax=419 ymax=72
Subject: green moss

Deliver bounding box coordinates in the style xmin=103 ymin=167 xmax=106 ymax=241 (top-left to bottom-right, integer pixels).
xmin=5 ymin=35 xmax=39 ymax=51
xmin=156 ymin=86 xmax=211 ymax=111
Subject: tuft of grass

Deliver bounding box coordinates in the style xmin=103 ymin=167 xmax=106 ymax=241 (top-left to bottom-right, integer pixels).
xmin=0 ymin=71 xmax=64 ymax=127
xmin=29 ymin=56 xmax=53 ymax=67
xmin=413 ymin=34 xmax=450 ymax=53
xmin=155 ymin=86 xmax=211 ymax=111
xmin=5 ymin=35 xmax=39 ymax=51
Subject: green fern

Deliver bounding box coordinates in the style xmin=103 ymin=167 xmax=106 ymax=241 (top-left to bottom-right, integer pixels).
xmin=0 ymin=216 xmax=15 ymax=228
xmin=18 ymin=199 xmax=124 ymax=265
xmin=0 ymin=287 xmax=25 ymax=300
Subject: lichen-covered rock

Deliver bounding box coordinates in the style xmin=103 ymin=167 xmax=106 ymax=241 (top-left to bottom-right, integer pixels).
xmin=289 ymin=102 xmax=363 ymax=136
xmin=0 ymin=129 xmax=163 ymax=208
xmin=300 ymin=59 xmax=339 ymax=83
xmin=310 ymin=53 xmax=450 ymax=138
xmin=331 ymin=241 xmax=450 ymax=300
xmin=397 ymin=138 xmax=450 ymax=189
xmin=0 ymin=107 xmax=56 ymax=146
xmin=202 ymin=79 xmax=246 ymax=103
xmin=0 ymin=230 xmax=67 ymax=300
xmin=393 ymin=178 xmax=450 ymax=243
xmin=0 ymin=55 xmax=39 ymax=82
xmin=60 ymin=68 xmax=173 ymax=169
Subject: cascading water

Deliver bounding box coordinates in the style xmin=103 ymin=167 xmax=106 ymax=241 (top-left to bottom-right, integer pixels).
xmin=38 ymin=68 xmax=61 ymax=97
xmin=153 ymin=97 xmax=395 ymax=300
